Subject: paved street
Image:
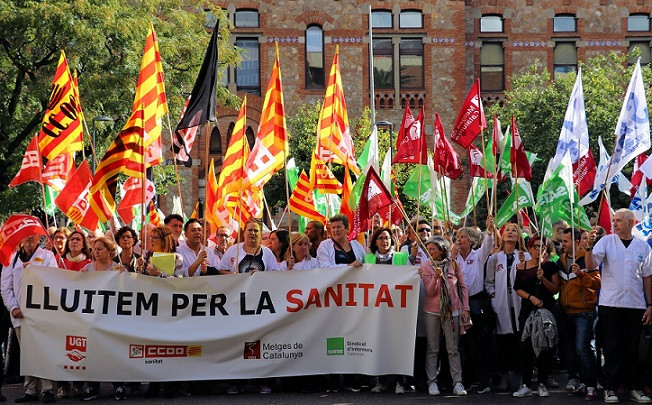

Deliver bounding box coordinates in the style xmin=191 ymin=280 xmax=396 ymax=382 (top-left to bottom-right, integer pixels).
xmin=0 ymin=373 xmax=624 ymax=405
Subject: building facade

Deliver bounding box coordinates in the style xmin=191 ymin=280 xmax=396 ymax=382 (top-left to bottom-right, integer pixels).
xmin=163 ymin=0 xmax=652 ymax=217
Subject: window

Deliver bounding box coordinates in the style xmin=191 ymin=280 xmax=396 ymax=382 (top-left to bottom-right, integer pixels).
xmin=225 ymin=122 xmax=235 ymax=146
xmin=628 ymin=41 xmax=652 ymax=65
xmin=373 ymin=38 xmax=394 ymax=89
xmin=399 ymin=10 xmax=422 ymax=29
xmin=235 ymin=38 xmax=260 ymax=95
xmin=554 ymin=42 xmax=577 ymax=78
xmin=480 ymin=15 xmax=503 ymax=33
xmin=628 ymin=14 xmax=650 ymax=32
xmin=245 ymin=126 xmax=255 ymax=149
xmin=235 ymin=10 xmax=259 ymax=28
xmin=372 ymin=10 xmax=392 ymax=28
xmin=554 ymin=14 xmax=576 ymax=32
xmin=480 ymin=43 xmax=504 ymax=92
xmin=399 ymin=39 xmax=423 ymax=89
xmin=305 ymin=25 xmax=324 ymax=89
xmin=209 ymin=127 xmax=222 ymax=154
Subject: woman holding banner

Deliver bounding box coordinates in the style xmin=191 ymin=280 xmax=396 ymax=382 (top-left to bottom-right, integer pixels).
xmin=316 ymin=214 xmax=365 ymax=268
xmin=114 ymin=226 xmax=140 ymax=273
xmin=61 ymin=230 xmax=92 ymax=271
xmin=364 ymin=227 xmax=408 ymax=266
xmin=282 ymin=233 xmax=320 ymax=270
xmin=218 ymin=218 xmax=279 ymax=274
xmin=419 ymin=236 xmax=470 ymax=397
xmin=139 ymin=226 xmax=183 ymax=277
xmin=81 ymin=237 xmax=125 ymax=273
xmin=485 ymin=222 xmax=530 ymax=392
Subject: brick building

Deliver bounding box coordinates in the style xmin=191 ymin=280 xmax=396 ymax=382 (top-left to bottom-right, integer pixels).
xmin=163 ymin=0 xmax=652 ymax=219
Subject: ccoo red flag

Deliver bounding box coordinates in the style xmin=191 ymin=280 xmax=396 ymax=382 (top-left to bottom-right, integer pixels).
xmin=510 ymin=116 xmax=532 ymax=181
xmin=574 ymin=148 xmax=597 ymax=197
xmin=450 ymin=78 xmax=487 ymax=148
xmin=349 ymin=167 xmax=395 ymax=238
xmin=0 ymin=215 xmax=48 ymax=267
xmin=9 ymin=136 xmax=42 ymax=188
xmin=117 ymin=177 xmax=156 ymax=224
xmin=393 ymin=105 xmax=428 ymax=164
xmin=55 ymin=161 xmax=98 ymax=231
xmin=434 ymin=113 xmax=463 ymax=180
xmin=468 ymin=144 xmax=493 ymax=178
xmin=598 ymin=194 xmax=613 ymax=234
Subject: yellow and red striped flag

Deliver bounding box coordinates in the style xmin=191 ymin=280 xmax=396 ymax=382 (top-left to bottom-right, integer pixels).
xmin=214 ymin=98 xmax=250 ymax=229
xmin=148 ymin=202 xmax=163 ymax=227
xmin=123 ymin=22 xmax=168 ymax=167
xmin=289 ymin=170 xmax=326 ymax=222
xmin=242 ymin=43 xmax=288 ymax=190
xmin=205 ymin=158 xmax=219 ymax=230
xmin=309 ymin=154 xmax=342 ymax=194
xmin=315 ymin=45 xmax=359 ymax=175
xmin=37 ymin=50 xmax=84 ymax=161
xmin=190 ymin=202 xmax=200 ymax=220
xmin=88 ymin=104 xmax=146 ymax=223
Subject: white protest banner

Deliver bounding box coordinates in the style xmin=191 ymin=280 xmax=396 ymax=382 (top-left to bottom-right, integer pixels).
xmin=20 ymin=265 xmax=419 ymax=382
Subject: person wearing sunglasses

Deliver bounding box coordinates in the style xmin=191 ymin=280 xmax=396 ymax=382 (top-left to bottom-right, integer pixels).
xmin=400 ymin=219 xmax=431 ymax=265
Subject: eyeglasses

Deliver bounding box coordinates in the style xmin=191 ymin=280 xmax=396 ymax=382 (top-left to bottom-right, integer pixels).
xmin=417 ymin=228 xmax=431 ymax=233
xmin=120 ymin=235 xmax=133 ymax=240
xmin=68 ymin=237 xmax=83 ymax=242
xmin=532 ymin=244 xmax=542 ymax=249
xmin=432 ymin=226 xmax=442 ymax=230
xmin=217 ymin=233 xmax=230 ymax=238
xmin=377 ymin=236 xmax=391 ymax=241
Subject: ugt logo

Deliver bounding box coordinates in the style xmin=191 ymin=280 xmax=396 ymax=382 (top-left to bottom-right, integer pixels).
xmin=243 ymin=341 xmax=261 ymax=359
xmin=65 ymin=335 xmax=87 ymax=362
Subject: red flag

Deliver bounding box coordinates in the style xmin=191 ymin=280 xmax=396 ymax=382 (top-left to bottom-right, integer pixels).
xmin=573 ymin=148 xmax=597 ymax=197
xmin=450 ymin=78 xmax=487 ymax=148
xmin=518 ymin=208 xmax=531 ymax=227
xmin=42 ymin=153 xmax=74 ymax=191
xmin=510 ymin=116 xmax=532 ymax=181
xmin=396 ymin=104 xmax=415 ymax=149
xmin=629 ymin=153 xmax=652 ymax=198
xmin=9 ymin=136 xmax=42 ymax=188
xmin=0 ymin=215 xmax=48 ymax=267
xmin=468 ymin=144 xmax=493 ymax=178
xmin=117 ymin=177 xmax=156 ymax=224
xmin=598 ymin=195 xmax=613 ymax=234
xmin=492 ymin=114 xmax=500 ymax=157
xmin=433 ymin=113 xmax=463 ymax=180
xmin=350 ymin=167 xmax=395 ymax=238
xmin=55 ymin=161 xmax=98 ymax=231
xmin=393 ymin=105 xmax=428 ymax=164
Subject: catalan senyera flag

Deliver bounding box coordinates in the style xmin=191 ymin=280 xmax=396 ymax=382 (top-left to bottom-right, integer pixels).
xmin=89 ymin=104 xmax=146 ymax=223
xmin=310 ymin=154 xmax=342 ymax=194
xmin=289 ymin=170 xmax=326 ymax=222
xmin=243 ymin=44 xmax=288 ymax=190
xmin=214 ymin=98 xmax=250 ymax=229
xmin=122 ymin=22 xmax=168 ymax=167
xmin=148 ymin=202 xmax=163 ymax=227
xmin=205 ymin=158 xmax=219 ymax=229
xmin=315 ymin=45 xmax=359 ymax=175
xmin=37 ymin=50 xmax=84 ymax=161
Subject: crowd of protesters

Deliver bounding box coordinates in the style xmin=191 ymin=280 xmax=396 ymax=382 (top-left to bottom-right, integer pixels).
xmin=1 ymin=209 xmax=651 ymax=403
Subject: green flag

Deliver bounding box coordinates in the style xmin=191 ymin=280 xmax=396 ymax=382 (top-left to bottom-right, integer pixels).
xmin=403 ymin=165 xmax=461 ymax=225
xmin=459 ymin=177 xmax=489 ymax=218
xmin=495 ymin=179 xmax=535 ymax=227
xmin=535 ymin=158 xmax=591 ymax=237
xmin=44 ymin=185 xmax=58 ymax=216
xmin=356 ymin=126 xmax=379 ymax=172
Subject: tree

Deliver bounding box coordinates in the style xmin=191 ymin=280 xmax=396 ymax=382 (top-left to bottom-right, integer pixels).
xmin=0 ymin=0 xmax=241 ymax=220
xmin=484 ymin=51 xmax=652 ymax=219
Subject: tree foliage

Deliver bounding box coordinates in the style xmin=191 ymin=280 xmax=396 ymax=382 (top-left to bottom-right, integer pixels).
xmin=0 ymin=0 xmax=241 ymax=220
xmin=485 ymin=51 xmax=652 ymax=218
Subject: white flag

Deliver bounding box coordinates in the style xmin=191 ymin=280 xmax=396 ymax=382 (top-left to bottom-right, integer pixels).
xmin=551 ymin=69 xmax=590 ymax=171
xmin=608 ymin=61 xmax=650 ymax=178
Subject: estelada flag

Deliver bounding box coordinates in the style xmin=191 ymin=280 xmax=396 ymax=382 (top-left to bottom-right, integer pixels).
xmin=433 ymin=113 xmax=463 ymax=180
xmin=37 ymin=50 xmax=84 ymax=161
xmin=9 ymin=135 xmax=42 ymax=187
xmin=350 ymin=166 xmax=395 ymax=238
xmin=510 ymin=116 xmax=533 ymax=181
xmin=450 ymin=78 xmax=487 ymax=148
xmin=394 ymin=105 xmax=428 ymax=164
xmin=117 ymin=177 xmax=156 ymax=224
xmin=289 ymin=170 xmax=326 ymax=222
xmin=55 ymin=160 xmax=98 ymax=231
xmin=0 ymin=215 xmax=48 ymax=267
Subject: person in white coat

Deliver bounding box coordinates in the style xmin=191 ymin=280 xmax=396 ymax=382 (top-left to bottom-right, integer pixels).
xmin=484 ymin=222 xmax=529 ymax=392
xmin=317 ymin=214 xmax=365 ymax=268
xmin=1 ymin=234 xmax=57 ymax=403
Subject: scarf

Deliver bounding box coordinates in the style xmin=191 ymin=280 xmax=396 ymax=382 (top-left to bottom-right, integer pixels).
xmin=375 ymin=246 xmax=395 ymax=263
xmin=65 ymin=252 xmax=87 ymax=262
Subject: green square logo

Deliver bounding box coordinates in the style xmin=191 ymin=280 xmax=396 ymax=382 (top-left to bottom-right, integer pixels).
xmin=327 ymin=337 xmax=344 ymax=356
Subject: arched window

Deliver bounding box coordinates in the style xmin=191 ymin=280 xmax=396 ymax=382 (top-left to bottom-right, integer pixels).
xmin=209 ymin=126 xmax=222 ymax=154
xmin=225 ymin=122 xmax=235 ymax=146
xmin=305 ymin=25 xmax=325 ymax=89
xmin=245 ymin=126 xmax=255 ymax=150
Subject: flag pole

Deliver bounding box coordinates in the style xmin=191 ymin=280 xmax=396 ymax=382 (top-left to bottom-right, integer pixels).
xmin=479 ymin=130 xmax=492 ymax=211
xmin=203 ymin=121 xmax=211 ymax=244
xmin=140 ymin=104 xmax=148 ymax=246
xmin=416 ymin=163 xmax=423 ymax=225
xmin=470 ymin=178 xmax=477 ymax=227
xmin=368 ymin=5 xmax=376 ymax=127
xmin=35 ymin=140 xmax=50 ymax=230
xmin=166 ymin=114 xmax=185 ymax=213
